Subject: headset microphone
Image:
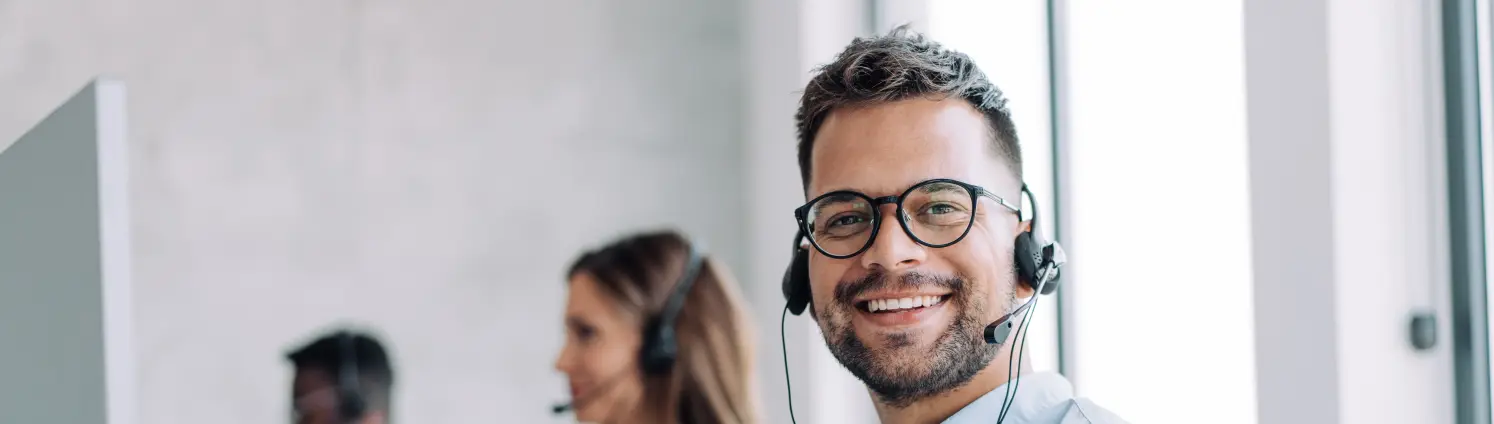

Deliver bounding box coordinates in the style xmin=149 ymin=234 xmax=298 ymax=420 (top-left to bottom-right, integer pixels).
xmin=984 ymin=243 xmax=1063 ymax=345
xmin=984 ymin=299 xmax=1034 ymax=345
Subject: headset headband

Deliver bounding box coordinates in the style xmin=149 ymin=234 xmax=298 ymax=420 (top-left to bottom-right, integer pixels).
xmin=654 ymin=239 xmax=705 ymax=334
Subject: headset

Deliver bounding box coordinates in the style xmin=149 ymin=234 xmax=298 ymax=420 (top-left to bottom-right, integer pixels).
xmin=779 ymin=185 xmax=1066 ymax=423
xmin=337 ymin=333 xmax=367 ymax=424
xmin=552 ymin=238 xmax=707 ymax=415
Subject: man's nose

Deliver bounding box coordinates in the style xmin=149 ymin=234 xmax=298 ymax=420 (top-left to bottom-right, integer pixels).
xmin=859 ymin=204 xmax=926 ymax=271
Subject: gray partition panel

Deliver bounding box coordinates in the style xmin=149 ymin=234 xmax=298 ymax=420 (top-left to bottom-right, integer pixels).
xmin=0 ymin=79 xmax=135 ymax=424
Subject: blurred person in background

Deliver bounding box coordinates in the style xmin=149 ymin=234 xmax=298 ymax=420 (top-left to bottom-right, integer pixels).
xmin=287 ymin=329 xmax=396 ymax=424
xmin=781 ymin=27 xmax=1124 ymax=423
xmin=553 ymin=230 xmax=760 ymax=424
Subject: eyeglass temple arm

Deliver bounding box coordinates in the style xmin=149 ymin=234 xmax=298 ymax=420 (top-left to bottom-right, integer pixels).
xmin=978 ymin=190 xmax=1023 ymax=215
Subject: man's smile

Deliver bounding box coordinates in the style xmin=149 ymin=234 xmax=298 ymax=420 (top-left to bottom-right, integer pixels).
xmin=852 ymin=293 xmax=956 ymax=329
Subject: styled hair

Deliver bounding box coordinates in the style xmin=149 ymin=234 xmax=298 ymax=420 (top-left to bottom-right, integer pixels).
xmin=567 ymin=230 xmax=759 ymax=424
xmin=286 ymin=330 xmax=395 ymax=415
xmin=795 ymin=25 xmax=1023 ymax=189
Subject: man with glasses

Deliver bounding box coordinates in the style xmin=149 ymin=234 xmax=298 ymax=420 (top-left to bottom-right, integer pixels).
xmin=287 ymin=329 xmax=395 ymax=424
xmin=788 ymin=26 xmax=1124 ymax=423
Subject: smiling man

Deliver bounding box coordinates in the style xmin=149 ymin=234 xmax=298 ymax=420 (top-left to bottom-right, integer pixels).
xmin=786 ymin=27 xmax=1125 ymax=424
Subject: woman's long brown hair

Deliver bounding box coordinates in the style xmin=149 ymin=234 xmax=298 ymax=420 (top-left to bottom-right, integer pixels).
xmin=567 ymin=230 xmax=760 ymax=424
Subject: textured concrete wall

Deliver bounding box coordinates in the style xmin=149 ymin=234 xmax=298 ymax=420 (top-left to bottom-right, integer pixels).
xmin=0 ymin=1 xmax=746 ymax=423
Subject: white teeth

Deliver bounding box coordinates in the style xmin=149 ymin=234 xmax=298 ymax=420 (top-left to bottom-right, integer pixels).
xmin=867 ymin=296 xmax=947 ymax=312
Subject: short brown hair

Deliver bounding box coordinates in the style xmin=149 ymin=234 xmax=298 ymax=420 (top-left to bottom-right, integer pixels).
xmin=795 ymin=25 xmax=1022 ymax=190
xmin=567 ymin=230 xmax=759 ymax=424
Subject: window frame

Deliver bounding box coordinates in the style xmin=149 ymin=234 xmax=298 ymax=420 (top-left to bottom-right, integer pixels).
xmin=1443 ymin=0 xmax=1492 ymax=422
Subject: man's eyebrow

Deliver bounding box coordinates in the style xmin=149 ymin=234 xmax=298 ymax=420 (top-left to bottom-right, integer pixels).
xmin=817 ymin=187 xmax=861 ymax=195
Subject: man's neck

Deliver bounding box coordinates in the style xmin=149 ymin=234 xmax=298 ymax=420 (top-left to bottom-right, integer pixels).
xmin=871 ymin=342 xmax=1032 ymax=424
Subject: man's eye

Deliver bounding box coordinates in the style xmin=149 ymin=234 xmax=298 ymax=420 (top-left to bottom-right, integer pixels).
xmin=830 ymin=215 xmax=866 ymax=227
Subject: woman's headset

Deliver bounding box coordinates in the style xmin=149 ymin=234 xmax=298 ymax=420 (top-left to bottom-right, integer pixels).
xmin=639 ymin=240 xmax=706 ymax=375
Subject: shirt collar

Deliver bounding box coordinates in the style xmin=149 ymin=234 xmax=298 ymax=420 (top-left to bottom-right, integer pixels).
xmin=942 ymin=372 xmax=1075 ymax=424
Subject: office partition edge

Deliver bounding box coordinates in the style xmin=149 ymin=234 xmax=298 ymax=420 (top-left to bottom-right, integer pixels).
xmin=1443 ymin=0 xmax=1493 ymax=422
xmin=1045 ymin=0 xmax=1077 ymax=383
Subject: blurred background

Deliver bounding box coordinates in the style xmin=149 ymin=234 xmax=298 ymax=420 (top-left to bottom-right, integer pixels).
xmin=1 ymin=0 xmax=1491 ymax=423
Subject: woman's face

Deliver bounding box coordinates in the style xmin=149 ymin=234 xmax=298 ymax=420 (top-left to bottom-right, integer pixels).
xmin=554 ymin=273 xmax=647 ymax=423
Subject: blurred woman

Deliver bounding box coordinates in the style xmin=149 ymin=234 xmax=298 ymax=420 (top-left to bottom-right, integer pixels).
xmin=553 ymin=230 xmax=759 ymax=424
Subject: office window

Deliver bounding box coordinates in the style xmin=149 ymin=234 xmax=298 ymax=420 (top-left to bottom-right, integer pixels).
xmin=927 ymin=0 xmax=1060 ymax=373
xmin=1064 ymin=2 xmax=1256 ymax=423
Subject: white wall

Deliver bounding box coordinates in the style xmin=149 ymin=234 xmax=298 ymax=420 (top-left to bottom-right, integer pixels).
xmin=0 ymin=1 xmax=748 ymax=423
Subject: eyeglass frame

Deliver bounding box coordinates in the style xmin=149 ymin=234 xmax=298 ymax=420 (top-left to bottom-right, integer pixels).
xmin=793 ymin=178 xmax=1023 ymax=259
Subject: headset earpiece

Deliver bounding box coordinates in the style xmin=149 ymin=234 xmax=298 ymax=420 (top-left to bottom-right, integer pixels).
xmin=1013 ymin=231 xmax=1043 ymax=291
xmin=782 ymin=233 xmax=812 ymax=316
xmin=639 ymin=316 xmax=678 ymax=375
xmin=338 ymin=386 xmax=366 ymax=423
xmin=1015 ymin=185 xmax=1063 ymax=295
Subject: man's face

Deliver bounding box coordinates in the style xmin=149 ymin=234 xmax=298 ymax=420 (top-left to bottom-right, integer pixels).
xmin=805 ymin=98 xmax=1026 ymax=407
xmin=291 ymin=368 xmax=383 ymax=424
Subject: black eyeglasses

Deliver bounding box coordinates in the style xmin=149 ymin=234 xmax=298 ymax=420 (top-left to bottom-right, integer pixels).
xmin=794 ymin=178 xmax=1022 ymax=259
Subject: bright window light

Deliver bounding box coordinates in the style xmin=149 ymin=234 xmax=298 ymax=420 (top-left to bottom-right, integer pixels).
xmin=1065 ymin=1 xmax=1256 ymax=423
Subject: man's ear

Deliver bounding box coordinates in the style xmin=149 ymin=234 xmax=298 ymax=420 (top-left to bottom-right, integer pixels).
xmin=1014 ymin=277 xmax=1037 ymax=298
xmin=1018 ymin=218 xmax=1033 ymax=234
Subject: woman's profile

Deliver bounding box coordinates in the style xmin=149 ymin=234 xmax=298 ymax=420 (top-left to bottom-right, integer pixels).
xmin=553 ymin=230 xmax=760 ymax=424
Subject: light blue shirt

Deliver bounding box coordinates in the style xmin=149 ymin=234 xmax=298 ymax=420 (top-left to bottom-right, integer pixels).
xmin=942 ymin=372 xmax=1128 ymax=424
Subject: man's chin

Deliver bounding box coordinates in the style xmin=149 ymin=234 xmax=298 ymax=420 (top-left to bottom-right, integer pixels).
xmin=867 ymin=345 xmax=942 ymax=380
xmin=829 ymin=304 xmax=997 ymax=408
xmin=853 ymin=328 xmax=935 ymax=355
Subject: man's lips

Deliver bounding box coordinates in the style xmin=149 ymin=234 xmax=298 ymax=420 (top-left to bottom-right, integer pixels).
xmin=854 ymin=293 xmax=951 ymax=312
xmin=853 ymin=294 xmax=952 ymax=328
